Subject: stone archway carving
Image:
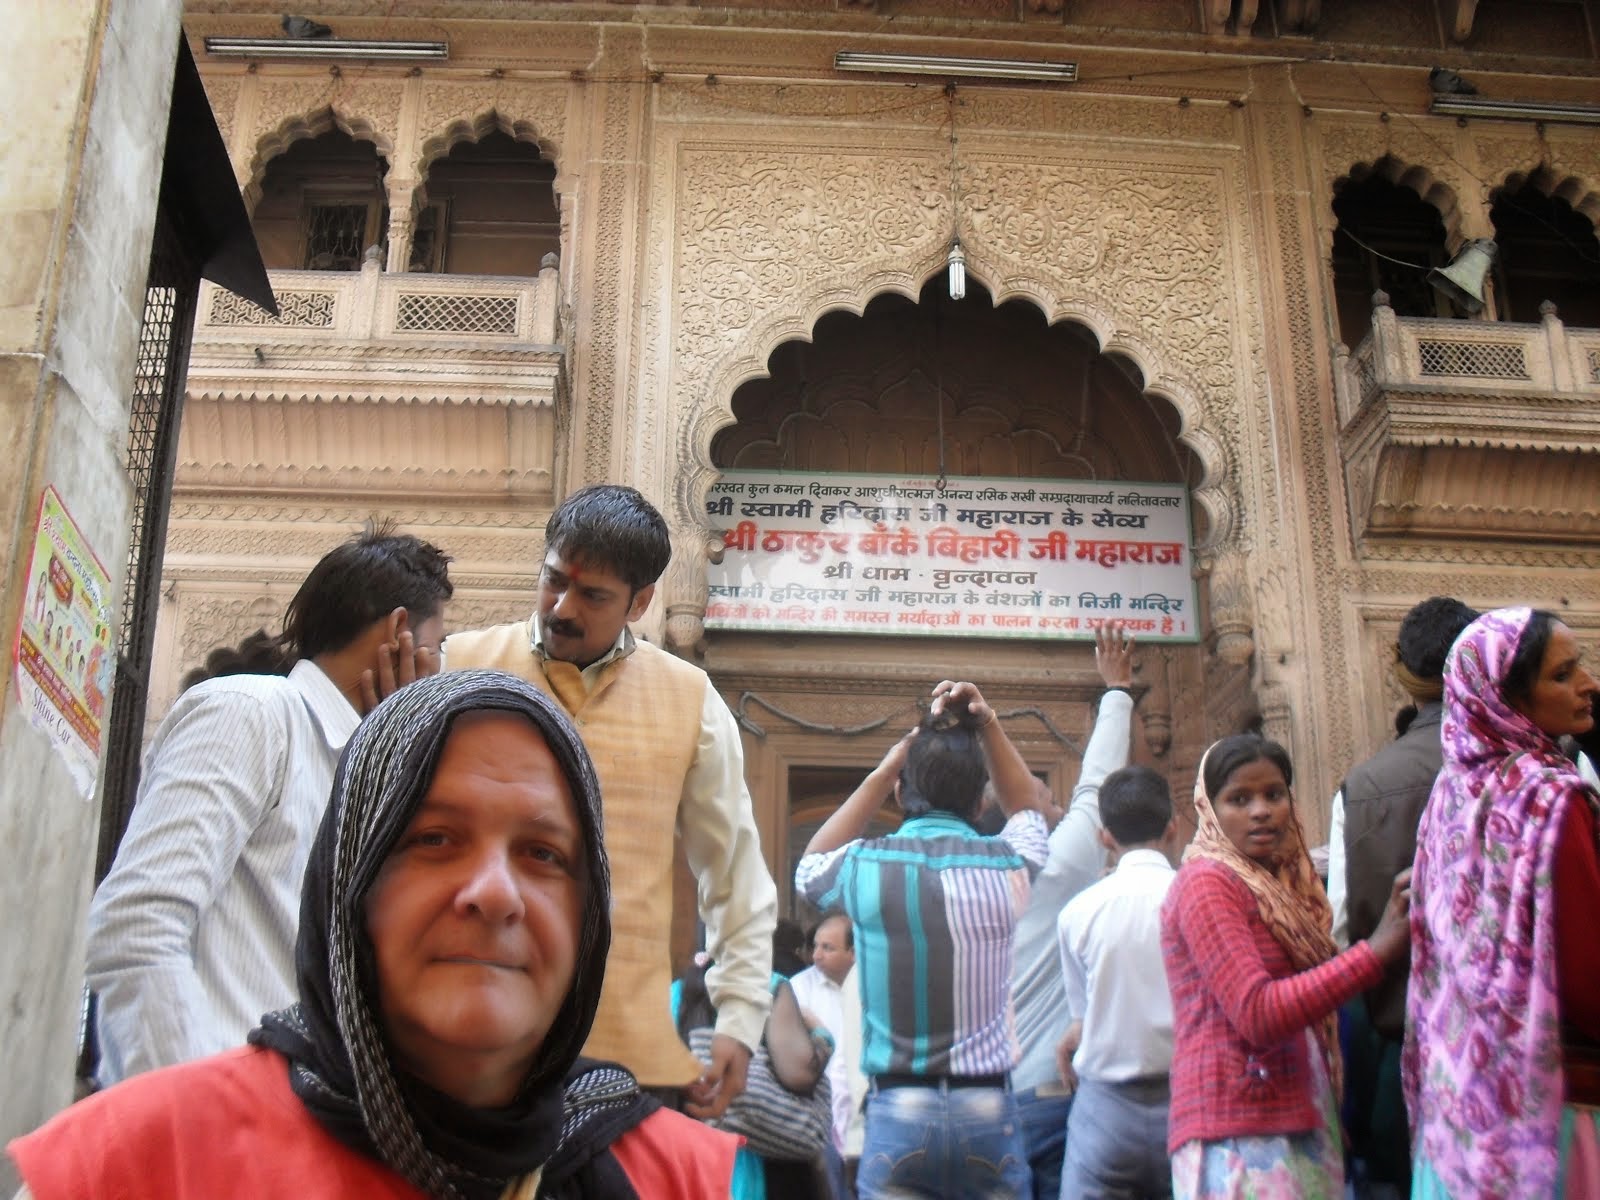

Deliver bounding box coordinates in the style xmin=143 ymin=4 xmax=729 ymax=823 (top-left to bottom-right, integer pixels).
xmin=677 ymin=252 xmax=1236 ymax=553
xmin=664 ymin=249 xmax=1241 ymax=655
xmin=411 ymin=83 xmax=572 ymax=193
xmin=241 ymin=105 xmax=396 ymax=217
xmin=415 ymin=108 xmax=565 ymax=188
xmin=1495 ymin=165 xmax=1600 ymax=228
xmin=1319 ymin=150 xmax=1466 ymax=259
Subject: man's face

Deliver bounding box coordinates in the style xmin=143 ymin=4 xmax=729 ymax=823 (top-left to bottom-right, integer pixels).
xmin=365 ymin=712 xmax=584 ymax=1107
xmin=412 ymin=611 xmax=446 ymax=656
xmin=537 ymin=549 xmax=654 ymax=670
xmin=812 ymin=915 xmax=855 ymax=986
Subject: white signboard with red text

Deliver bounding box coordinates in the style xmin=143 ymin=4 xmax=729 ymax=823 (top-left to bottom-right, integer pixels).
xmin=703 ymin=471 xmax=1197 ymax=642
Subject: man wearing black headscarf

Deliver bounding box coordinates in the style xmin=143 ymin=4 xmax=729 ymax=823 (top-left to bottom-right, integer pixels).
xmin=11 ymin=671 xmax=736 ymax=1200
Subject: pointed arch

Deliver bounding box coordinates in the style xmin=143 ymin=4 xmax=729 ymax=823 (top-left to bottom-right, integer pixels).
xmin=1332 ymin=154 xmax=1463 ymax=247
xmin=415 ymin=109 xmax=568 ymax=197
xmin=678 ymin=242 xmax=1236 ymax=554
xmin=242 ymin=107 xmax=393 ymax=217
xmin=1494 ymin=165 xmax=1600 ymax=229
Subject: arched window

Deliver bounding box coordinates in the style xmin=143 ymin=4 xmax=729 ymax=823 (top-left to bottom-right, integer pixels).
xmin=251 ymin=131 xmax=389 ymax=271
xmin=1490 ymin=181 xmax=1600 ymax=327
xmin=416 ymin=131 xmax=558 ymax=275
xmin=1331 ymin=174 xmax=1451 ymax=345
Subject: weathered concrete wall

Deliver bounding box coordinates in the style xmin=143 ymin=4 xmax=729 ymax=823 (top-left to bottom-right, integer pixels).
xmin=0 ymin=0 xmax=181 ymax=1167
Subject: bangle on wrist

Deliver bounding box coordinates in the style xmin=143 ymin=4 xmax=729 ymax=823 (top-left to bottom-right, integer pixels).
xmin=1103 ymin=685 xmax=1131 ymax=695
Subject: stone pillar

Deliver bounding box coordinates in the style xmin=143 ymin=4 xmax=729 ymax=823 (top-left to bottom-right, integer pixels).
xmin=1140 ymin=648 xmax=1172 ymax=758
xmin=0 ymin=0 xmax=183 ymax=1165
xmin=565 ymin=28 xmax=651 ymax=490
xmin=384 ymin=177 xmax=418 ymax=273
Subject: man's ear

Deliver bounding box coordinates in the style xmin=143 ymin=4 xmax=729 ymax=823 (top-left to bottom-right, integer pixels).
xmin=626 ymin=582 xmax=656 ymax=623
xmin=385 ymin=606 xmax=409 ymax=642
xmin=1097 ymin=827 xmax=1118 ymax=854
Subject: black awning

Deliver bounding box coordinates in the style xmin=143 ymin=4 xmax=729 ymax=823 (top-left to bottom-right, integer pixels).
xmin=162 ymin=36 xmax=276 ymax=315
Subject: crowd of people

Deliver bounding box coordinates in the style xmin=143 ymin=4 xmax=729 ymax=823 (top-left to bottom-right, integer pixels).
xmin=5 ymin=482 xmax=1598 ymax=1200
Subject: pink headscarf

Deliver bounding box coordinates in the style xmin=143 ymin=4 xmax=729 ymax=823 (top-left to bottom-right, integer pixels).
xmin=1404 ymin=607 xmax=1599 ymax=1199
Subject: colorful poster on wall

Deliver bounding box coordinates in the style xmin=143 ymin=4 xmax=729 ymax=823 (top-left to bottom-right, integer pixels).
xmin=704 ymin=470 xmax=1198 ymax=642
xmin=12 ymin=487 xmax=116 ymax=796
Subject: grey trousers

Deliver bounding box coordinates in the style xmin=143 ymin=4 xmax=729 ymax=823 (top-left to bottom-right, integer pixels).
xmin=1060 ymin=1075 xmax=1172 ymax=1200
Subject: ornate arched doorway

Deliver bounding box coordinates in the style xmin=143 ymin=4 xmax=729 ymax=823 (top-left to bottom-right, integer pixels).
xmin=696 ymin=277 xmax=1250 ymax=919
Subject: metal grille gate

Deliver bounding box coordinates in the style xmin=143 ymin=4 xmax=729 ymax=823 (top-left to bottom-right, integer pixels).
xmin=94 ymin=196 xmax=201 ymax=886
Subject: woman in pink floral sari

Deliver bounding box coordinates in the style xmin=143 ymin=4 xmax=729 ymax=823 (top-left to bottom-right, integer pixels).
xmin=1406 ymin=607 xmax=1600 ymax=1199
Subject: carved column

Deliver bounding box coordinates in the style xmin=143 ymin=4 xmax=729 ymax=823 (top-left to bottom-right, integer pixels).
xmin=1239 ymin=70 xmax=1357 ymax=804
xmin=384 ymin=177 xmax=419 ymax=273
xmin=1206 ymin=548 xmax=1256 ymax=667
xmin=663 ymin=527 xmax=718 ymax=659
xmin=565 ymin=28 xmax=651 ymax=491
xmin=1140 ymin=648 xmax=1173 ymax=757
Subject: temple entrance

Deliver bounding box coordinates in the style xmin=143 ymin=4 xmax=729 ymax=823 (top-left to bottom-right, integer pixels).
xmin=705 ymin=279 xmax=1246 ymax=917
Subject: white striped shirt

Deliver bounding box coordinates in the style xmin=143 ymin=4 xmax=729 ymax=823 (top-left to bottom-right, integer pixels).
xmin=85 ymin=661 xmax=357 ymax=1084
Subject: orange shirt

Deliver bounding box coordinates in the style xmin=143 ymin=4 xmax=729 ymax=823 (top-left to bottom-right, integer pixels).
xmin=10 ymin=1046 xmax=736 ymax=1200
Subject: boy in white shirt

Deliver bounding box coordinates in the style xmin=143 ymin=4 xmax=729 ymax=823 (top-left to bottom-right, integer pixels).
xmin=1055 ymin=765 xmax=1178 ymax=1200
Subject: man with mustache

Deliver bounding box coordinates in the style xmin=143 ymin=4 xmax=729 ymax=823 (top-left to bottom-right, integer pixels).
xmin=444 ymin=484 xmax=777 ymax=1119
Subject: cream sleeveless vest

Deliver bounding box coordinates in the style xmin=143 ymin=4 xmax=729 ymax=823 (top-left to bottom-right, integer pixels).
xmin=446 ymin=619 xmax=707 ymax=1085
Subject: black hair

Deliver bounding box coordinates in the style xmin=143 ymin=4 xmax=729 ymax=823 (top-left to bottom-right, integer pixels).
xmin=1203 ymin=733 xmax=1294 ymax=799
xmin=898 ymin=704 xmax=989 ymax=824
xmin=1503 ymin=609 xmax=1559 ymax=709
xmin=1397 ymin=596 xmax=1480 ymax=680
xmin=1393 ymin=704 xmax=1419 ymax=737
xmin=180 ymin=628 xmax=292 ymax=694
xmin=279 ymin=521 xmax=453 ymax=662
xmin=814 ymin=908 xmax=853 ymax=951
xmin=772 ymin=918 xmax=807 ymax=977
xmin=1100 ymin=765 xmax=1172 ymax=846
xmin=544 ymin=484 xmax=671 ymax=595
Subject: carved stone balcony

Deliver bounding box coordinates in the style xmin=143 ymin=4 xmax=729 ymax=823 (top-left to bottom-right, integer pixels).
xmin=1335 ymin=296 xmax=1600 ymax=544
xmin=179 ymin=255 xmax=564 ymax=501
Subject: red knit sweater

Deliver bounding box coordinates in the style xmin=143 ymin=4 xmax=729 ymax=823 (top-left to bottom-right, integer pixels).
xmin=1161 ymin=859 xmax=1383 ymax=1152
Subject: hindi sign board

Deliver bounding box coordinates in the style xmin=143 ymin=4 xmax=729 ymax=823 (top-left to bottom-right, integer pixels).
xmin=704 ymin=471 xmax=1197 ymax=642
xmin=12 ymin=487 xmax=117 ymax=796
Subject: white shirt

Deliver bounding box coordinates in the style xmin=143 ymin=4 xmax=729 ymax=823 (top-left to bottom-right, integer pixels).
xmin=445 ymin=620 xmax=777 ymax=1052
xmin=1327 ymin=788 xmax=1349 ymax=947
xmin=1009 ymin=689 xmax=1134 ymax=1091
xmin=1057 ymin=848 xmax=1176 ymax=1083
xmin=790 ymin=965 xmax=855 ymax=1152
xmin=86 ymin=661 xmax=357 ymax=1084
xmin=837 ymin=963 xmax=868 ymax=1157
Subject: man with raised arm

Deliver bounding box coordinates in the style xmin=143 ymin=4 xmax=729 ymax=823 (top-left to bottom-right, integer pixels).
xmin=1010 ymin=621 xmax=1137 ymax=1200
xmin=796 ymin=679 xmax=1053 ymax=1199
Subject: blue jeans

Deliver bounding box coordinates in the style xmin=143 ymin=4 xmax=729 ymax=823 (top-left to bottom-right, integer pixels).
xmin=859 ymin=1083 xmax=1031 ymax=1199
xmin=1015 ymin=1087 xmax=1074 ymax=1200
xmin=1059 ymin=1077 xmax=1171 ymax=1200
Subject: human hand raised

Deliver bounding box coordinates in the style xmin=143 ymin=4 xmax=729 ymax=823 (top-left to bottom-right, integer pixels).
xmin=929 ymin=679 xmax=995 ymax=728
xmin=1094 ymin=620 xmax=1134 ymax=689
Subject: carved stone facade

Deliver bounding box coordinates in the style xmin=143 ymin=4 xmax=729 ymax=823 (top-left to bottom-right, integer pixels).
xmin=171 ymin=4 xmax=1600 ymax=890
